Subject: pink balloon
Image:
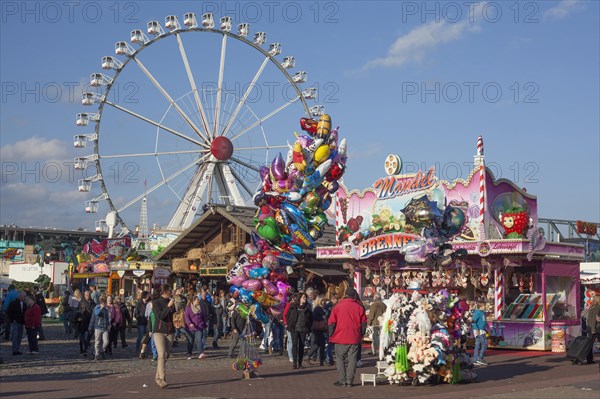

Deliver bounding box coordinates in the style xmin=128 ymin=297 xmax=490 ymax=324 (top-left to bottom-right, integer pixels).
xmin=270 ymin=307 xmax=283 ymax=317
xmin=276 ymin=281 xmax=290 ymax=296
xmin=230 ymin=275 xmax=247 ymax=287
xmin=262 ymin=254 xmax=279 ymax=270
xmin=242 ymin=279 xmax=262 ymax=291
xmin=262 ymin=279 xmax=279 ymax=296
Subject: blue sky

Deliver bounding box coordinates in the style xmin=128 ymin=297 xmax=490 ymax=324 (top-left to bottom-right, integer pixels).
xmin=1 ymin=0 xmax=598 ymax=231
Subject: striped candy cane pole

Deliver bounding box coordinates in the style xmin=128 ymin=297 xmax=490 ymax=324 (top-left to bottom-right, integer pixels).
xmin=335 ymin=191 xmax=340 ymax=245
xmin=354 ymin=270 xmax=361 ymax=297
xmin=495 ymin=268 xmax=503 ymax=319
xmin=477 ymin=136 xmax=486 ymax=239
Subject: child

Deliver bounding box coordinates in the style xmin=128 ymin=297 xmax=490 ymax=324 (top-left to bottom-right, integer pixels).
xmin=472 ymin=302 xmax=488 ymax=366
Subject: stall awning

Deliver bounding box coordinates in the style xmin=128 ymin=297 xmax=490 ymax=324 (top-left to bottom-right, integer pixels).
xmin=305 ymin=268 xmax=348 ymax=278
xmin=73 ymin=273 xmax=109 ymax=279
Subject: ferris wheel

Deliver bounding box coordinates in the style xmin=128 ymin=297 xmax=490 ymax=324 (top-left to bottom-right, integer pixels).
xmin=74 ymin=12 xmax=324 ymax=236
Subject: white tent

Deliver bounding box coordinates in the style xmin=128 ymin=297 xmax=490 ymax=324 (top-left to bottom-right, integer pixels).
xmin=581 ymin=262 xmax=600 ymax=284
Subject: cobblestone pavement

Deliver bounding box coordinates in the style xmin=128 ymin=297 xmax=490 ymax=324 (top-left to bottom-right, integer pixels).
xmin=0 ymin=321 xmax=598 ymax=399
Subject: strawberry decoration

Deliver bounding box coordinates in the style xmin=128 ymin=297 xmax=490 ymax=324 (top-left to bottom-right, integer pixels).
xmin=501 ymin=207 xmax=529 ymax=238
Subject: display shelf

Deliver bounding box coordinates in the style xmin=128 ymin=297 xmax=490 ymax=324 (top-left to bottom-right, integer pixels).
xmin=502 ymin=293 xmax=559 ymax=320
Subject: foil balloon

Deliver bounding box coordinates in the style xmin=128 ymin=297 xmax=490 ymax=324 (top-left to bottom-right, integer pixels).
xmin=262 ymin=254 xmax=279 ymax=270
xmin=230 ymin=275 xmax=247 ymax=287
xmin=248 ymin=267 xmax=270 ymax=279
xmin=242 ymin=279 xmax=262 ymax=291
xmin=229 ymin=114 xmax=345 ymax=345
xmin=262 ymin=279 xmax=279 ymax=296
xmin=236 ymin=303 xmax=250 ymax=318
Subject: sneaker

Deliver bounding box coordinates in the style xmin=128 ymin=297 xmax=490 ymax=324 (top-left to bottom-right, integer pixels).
xmin=187 ymin=355 xmax=193 ymax=360
xmin=30 ymin=351 xmax=39 ymax=355
xmin=199 ymin=353 xmax=207 ymax=360
xmin=478 ymin=360 xmax=488 ymax=366
xmin=94 ymin=356 xmax=100 ymax=361
xmin=333 ymin=382 xmax=345 ymax=387
xmin=151 ymin=357 xmax=157 ymax=361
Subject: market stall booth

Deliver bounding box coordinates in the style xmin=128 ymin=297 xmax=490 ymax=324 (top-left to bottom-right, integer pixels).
xmin=318 ymin=138 xmax=584 ymax=352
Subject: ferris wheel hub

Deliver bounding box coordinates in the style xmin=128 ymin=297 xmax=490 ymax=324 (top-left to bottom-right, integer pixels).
xmin=210 ymin=136 xmax=234 ymax=161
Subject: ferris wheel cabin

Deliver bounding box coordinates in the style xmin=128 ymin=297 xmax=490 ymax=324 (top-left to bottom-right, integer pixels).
xmin=281 ymin=56 xmax=295 ymax=69
xmin=238 ymin=23 xmax=249 ymax=37
xmin=147 ymin=21 xmax=165 ymax=36
xmin=85 ymin=201 xmax=98 ymax=213
xmin=253 ymin=32 xmax=266 ymax=45
xmin=165 ymin=15 xmax=180 ymax=30
xmin=220 ymin=16 xmax=232 ymax=31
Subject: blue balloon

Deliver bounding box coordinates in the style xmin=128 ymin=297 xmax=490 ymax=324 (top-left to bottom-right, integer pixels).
xmin=248 ymin=267 xmax=270 ymax=279
xmin=253 ymin=305 xmax=269 ymax=324
xmin=238 ymin=288 xmax=256 ymax=304
xmin=281 ymin=202 xmax=309 ymax=233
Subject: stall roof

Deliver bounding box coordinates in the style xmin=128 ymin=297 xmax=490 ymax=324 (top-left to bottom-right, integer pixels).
xmin=156 ymin=205 xmax=256 ymax=260
xmin=305 ymin=267 xmax=348 ymax=277
xmin=155 ymin=204 xmax=337 ymax=260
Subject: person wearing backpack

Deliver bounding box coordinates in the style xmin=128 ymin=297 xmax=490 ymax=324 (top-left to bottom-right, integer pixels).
xmin=153 ymin=284 xmax=176 ymax=389
xmin=135 ymin=291 xmax=149 ymax=356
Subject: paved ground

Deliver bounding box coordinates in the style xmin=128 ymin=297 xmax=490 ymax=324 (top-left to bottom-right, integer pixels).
xmin=0 ymin=321 xmax=598 ymax=398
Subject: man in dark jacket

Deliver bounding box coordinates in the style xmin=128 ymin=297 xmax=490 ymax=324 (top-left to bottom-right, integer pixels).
xmin=199 ymin=289 xmax=217 ymax=349
xmin=32 ymin=286 xmax=48 ymax=340
xmin=135 ymin=291 xmax=149 ymax=356
xmin=7 ymin=291 xmax=26 ymax=355
xmin=227 ymin=304 xmax=247 ymax=358
xmin=152 ymin=284 xmax=175 ymax=389
xmin=118 ymin=297 xmax=131 ymax=348
xmin=328 ymin=287 xmax=367 ymax=387
xmin=74 ymin=293 xmax=93 ymax=356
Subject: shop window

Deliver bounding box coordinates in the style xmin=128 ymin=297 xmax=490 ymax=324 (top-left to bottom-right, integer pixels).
xmin=545 ymin=276 xmax=576 ymax=321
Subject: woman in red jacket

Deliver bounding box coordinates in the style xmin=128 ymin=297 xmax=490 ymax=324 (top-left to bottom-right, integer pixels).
xmin=24 ymin=295 xmax=42 ymax=354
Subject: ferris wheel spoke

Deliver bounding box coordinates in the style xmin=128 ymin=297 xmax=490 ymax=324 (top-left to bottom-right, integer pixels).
xmin=230 ymin=156 xmax=261 ymax=173
xmin=230 ymin=95 xmax=301 ymax=142
xmin=132 ymin=57 xmax=209 ymax=143
xmin=227 ymin=163 xmax=257 ymax=197
xmin=213 ymin=34 xmax=228 ymax=138
xmin=218 ymin=163 xmax=246 ymax=206
xmin=234 ymin=145 xmax=288 ymax=151
xmin=117 ymin=157 xmax=201 ymax=213
xmin=104 ymin=100 xmax=208 ymax=149
xmin=221 ymin=57 xmax=270 ymax=137
xmin=101 ymin=149 xmax=208 ymax=159
xmin=175 ymin=32 xmax=211 ymax=138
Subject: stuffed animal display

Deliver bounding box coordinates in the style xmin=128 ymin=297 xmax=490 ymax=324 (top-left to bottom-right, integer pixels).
xmin=379 ymin=292 xmax=478 ymax=385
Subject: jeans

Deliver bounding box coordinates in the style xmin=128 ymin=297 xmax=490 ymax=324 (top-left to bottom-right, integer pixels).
xmin=188 ymin=329 xmax=206 ymax=356
xmin=62 ymin=311 xmax=73 ymax=335
xmin=325 ymin=334 xmax=333 ymax=364
xmin=335 ymin=343 xmax=359 ymax=385
xmin=154 ymin=332 xmax=174 ymax=384
xmin=291 ymin=331 xmax=308 ymax=366
xmin=151 ymin=334 xmax=158 ymax=359
xmin=286 ymin=330 xmax=293 ymax=361
xmin=261 ymin=321 xmax=271 ymax=349
xmin=26 ymin=327 xmax=39 ymax=352
xmin=271 ymin=323 xmax=284 ymax=352
xmin=136 ymin=324 xmax=147 ymax=354
xmin=11 ymin=322 xmax=24 ymax=353
xmin=94 ymin=329 xmax=109 ymax=357
xmin=474 ymin=333 xmax=488 ymax=361
xmin=79 ymin=331 xmax=90 ymax=354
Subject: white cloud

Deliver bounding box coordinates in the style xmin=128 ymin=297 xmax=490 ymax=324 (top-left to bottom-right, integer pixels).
xmin=0 ymin=136 xmax=69 ymax=162
xmin=361 ymin=19 xmax=481 ymax=71
xmin=544 ymin=0 xmax=585 ymax=20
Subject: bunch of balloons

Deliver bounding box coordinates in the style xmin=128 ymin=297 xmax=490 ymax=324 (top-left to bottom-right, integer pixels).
xmin=402 ymin=195 xmax=468 ymax=265
xmin=227 ymin=114 xmax=347 ymax=323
